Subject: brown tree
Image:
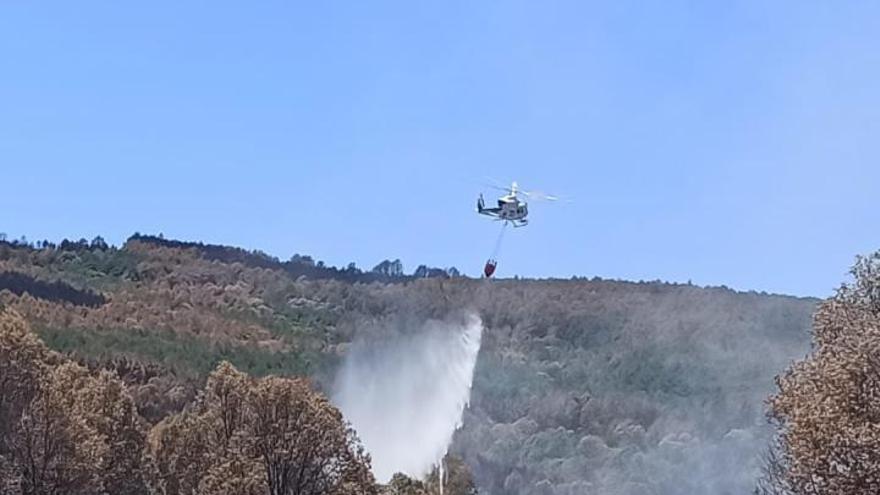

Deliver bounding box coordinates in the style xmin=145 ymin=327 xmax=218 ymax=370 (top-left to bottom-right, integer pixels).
xmin=202 ymin=361 xmax=249 ymax=450
xmin=146 ymin=361 xmax=376 ymax=495
xmin=0 ymin=309 xmax=148 ymax=495
xmin=197 ymin=457 xmax=266 ymax=495
xmin=243 ymin=375 xmax=375 ymax=495
xmin=145 ymin=362 xmax=264 ymax=495
xmin=0 ymin=311 xmax=50 ymax=458
xmin=12 ymin=362 xmax=108 ymax=495
xmin=81 ymin=368 xmax=148 ymax=494
xmin=145 ymin=410 xmax=215 ymax=495
xmin=767 ymin=252 xmax=880 ymax=494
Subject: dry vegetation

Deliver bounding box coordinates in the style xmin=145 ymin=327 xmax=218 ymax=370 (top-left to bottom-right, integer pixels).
xmin=760 ymin=253 xmax=880 ymax=494
xmin=0 ymin=310 xmax=379 ymax=495
xmin=0 ymin=235 xmax=823 ymax=494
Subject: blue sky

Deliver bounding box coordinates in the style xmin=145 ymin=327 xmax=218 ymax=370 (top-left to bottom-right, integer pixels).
xmin=2 ymin=1 xmax=878 ymax=297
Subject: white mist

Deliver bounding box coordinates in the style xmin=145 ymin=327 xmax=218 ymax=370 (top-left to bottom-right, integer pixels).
xmin=332 ymin=313 xmax=483 ymax=483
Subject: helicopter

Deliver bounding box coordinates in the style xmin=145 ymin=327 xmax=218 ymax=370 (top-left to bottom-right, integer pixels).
xmin=476 ymin=181 xmax=558 ymax=228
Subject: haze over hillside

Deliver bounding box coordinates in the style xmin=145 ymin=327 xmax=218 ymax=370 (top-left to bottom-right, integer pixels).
xmin=0 ymin=235 xmax=816 ymax=494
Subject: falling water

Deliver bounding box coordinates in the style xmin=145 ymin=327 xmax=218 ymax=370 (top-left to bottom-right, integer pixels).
xmin=439 ymin=457 xmax=445 ymax=495
xmin=332 ymin=313 xmax=483 ymax=483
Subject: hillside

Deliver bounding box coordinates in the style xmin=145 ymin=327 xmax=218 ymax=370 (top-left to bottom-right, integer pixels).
xmin=0 ymin=235 xmax=817 ymax=494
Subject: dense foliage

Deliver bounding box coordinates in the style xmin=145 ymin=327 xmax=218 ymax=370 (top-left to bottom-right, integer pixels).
xmin=128 ymin=233 xmax=459 ymax=283
xmin=763 ymin=252 xmax=880 ymax=494
xmin=0 ymin=309 xmax=378 ymax=495
xmin=0 ymin=234 xmax=817 ymax=494
xmin=0 ymin=311 xmax=148 ymax=494
xmin=0 ymin=271 xmax=106 ymax=307
xmin=146 ymin=362 xmax=375 ymax=495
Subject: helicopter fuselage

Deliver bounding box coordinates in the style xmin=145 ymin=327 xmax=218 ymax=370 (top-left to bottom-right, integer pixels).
xmin=477 ymin=193 xmax=529 ymax=226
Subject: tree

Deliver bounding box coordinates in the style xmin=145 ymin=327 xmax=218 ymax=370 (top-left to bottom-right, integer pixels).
xmin=382 ymin=473 xmax=430 ymax=495
xmin=372 ymin=259 xmax=404 ymax=277
xmin=290 ymin=254 xmax=316 ymax=266
xmin=145 ymin=363 xmax=258 ymax=495
xmin=202 ymin=361 xmax=249 ymax=449
xmin=244 ymin=375 xmax=375 ymax=495
xmin=0 ymin=453 xmax=20 ymax=494
xmin=198 ymin=457 xmax=266 ymax=495
xmin=766 ymin=252 xmax=880 ymax=494
xmin=0 ymin=310 xmax=50 ymax=495
xmin=84 ymin=368 xmax=148 ymax=494
xmin=0 ymin=310 xmax=49 ymax=457
xmin=13 ymin=362 xmax=108 ymax=495
xmin=381 ymin=457 xmax=478 ymax=495
xmin=145 ymin=410 xmax=216 ymax=495
xmin=90 ymin=236 xmax=109 ymax=250
xmin=413 ymin=265 xmax=449 ymax=279
xmin=0 ymin=309 xmax=148 ymax=495
xmin=424 ymin=457 xmax=478 ymax=495
xmin=13 ymin=362 xmax=148 ymax=495
xmin=146 ymin=362 xmax=376 ymax=495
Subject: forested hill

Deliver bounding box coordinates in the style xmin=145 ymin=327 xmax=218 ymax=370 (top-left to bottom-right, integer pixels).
xmin=0 ymin=234 xmax=818 ymax=494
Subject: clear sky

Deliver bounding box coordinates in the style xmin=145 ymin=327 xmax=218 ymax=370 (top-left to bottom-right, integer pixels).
xmin=2 ymin=2 xmax=878 ymax=297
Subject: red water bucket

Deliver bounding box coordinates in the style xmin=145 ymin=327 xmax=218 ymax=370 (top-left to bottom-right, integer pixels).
xmin=484 ymin=259 xmax=497 ymax=278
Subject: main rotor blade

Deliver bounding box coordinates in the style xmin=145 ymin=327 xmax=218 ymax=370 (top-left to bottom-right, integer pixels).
xmin=486 ymin=185 xmax=513 ymax=193
xmin=481 ymin=177 xmax=517 ymax=194
xmin=522 ymin=190 xmax=558 ymax=201
xmin=480 ymin=179 xmax=570 ymax=202
xmin=480 ymin=183 xmax=514 ymax=195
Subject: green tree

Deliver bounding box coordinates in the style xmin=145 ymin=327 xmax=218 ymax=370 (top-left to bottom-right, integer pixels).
xmin=380 ymin=457 xmax=478 ymax=495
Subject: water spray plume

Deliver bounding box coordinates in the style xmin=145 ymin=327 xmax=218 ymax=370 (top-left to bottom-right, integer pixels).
xmin=332 ymin=313 xmax=483 ymax=483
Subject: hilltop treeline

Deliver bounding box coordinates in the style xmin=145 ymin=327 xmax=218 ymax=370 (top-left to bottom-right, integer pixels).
xmin=129 ymin=233 xmax=460 ymax=282
xmin=1 ymin=232 xmax=460 ymax=285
